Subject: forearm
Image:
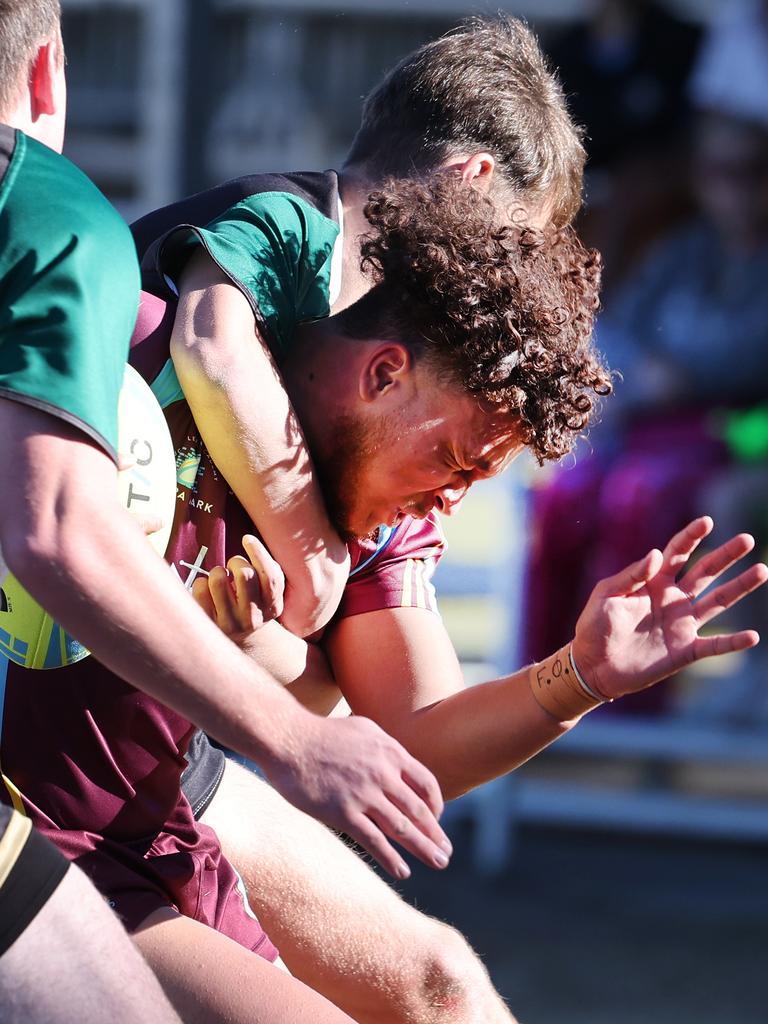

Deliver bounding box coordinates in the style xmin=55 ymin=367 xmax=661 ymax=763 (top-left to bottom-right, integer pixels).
xmin=240 ymin=622 xmax=342 ymax=716
xmin=387 ymin=669 xmax=576 ymax=800
xmin=326 ymin=610 xmax=579 ymax=800
xmin=172 ymin=252 xmax=349 ymax=635
xmin=0 ymin=425 xmax=312 ymax=771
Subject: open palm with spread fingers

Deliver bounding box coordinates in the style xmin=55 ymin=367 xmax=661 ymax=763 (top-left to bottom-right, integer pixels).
xmin=572 ymin=516 xmax=768 ymax=701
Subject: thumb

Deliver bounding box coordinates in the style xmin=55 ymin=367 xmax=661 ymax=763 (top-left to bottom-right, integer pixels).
xmin=602 ymin=548 xmax=663 ymax=598
xmin=132 ymin=512 xmax=164 ymax=538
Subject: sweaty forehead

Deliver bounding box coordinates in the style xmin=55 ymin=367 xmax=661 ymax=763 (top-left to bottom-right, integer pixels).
xmin=463 ymin=408 xmax=524 ymax=471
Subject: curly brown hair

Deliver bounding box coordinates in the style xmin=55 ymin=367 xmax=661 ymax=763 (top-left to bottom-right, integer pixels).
xmin=337 ymin=175 xmax=611 ymax=463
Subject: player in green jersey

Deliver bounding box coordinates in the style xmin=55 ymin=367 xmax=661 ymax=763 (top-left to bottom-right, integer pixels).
xmin=0 ymin=5 xmax=181 ymax=1020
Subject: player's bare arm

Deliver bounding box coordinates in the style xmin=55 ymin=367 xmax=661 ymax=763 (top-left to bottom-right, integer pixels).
xmin=192 ymin=552 xmax=567 ymax=798
xmin=192 ymin=535 xmax=343 ymax=716
xmin=171 ymin=249 xmax=349 ymax=638
xmin=183 ymin=180 xmax=767 ymax=805
xmin=328 ymin=517 xmax=767 ymax=797
xmin=199 ymin=515 xmax=767 ymax=800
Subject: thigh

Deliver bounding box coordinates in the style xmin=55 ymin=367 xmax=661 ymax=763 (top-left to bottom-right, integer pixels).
xmin=0 ymin=805 xmax=67 ymax=958
xmin=134 ymin=906 xmax=356 ymax=1024
xmin=201 ymin=761 xmax=449 ymax=1011
xmin=1 ymin=857 xmax=181 ymax=1024
xmin=58 ymin=804 xmax=277 ymax=961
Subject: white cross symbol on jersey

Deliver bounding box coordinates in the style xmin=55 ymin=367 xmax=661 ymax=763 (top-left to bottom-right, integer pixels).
xmin=171 ymin=546 xmax=210 ymax=589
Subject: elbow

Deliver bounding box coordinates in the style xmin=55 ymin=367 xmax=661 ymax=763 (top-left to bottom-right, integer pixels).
xmin=169 ymin=312 xmax=216 ymax=386
xmin=169 ymin=316 xmax=199 ymax=358
xmin=0 ymin=517 xmax=68 ymax=593
xmin=281 ymin=552 xmax=351 ymax=638
xmin=169 ymin=322 xmax=206 ymax=378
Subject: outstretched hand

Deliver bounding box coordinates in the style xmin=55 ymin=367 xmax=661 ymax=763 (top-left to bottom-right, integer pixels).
xmin=573 ymin=516 xmax=768 ymax=700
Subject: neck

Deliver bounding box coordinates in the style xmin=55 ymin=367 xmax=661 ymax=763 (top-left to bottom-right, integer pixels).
xmin=1 ymin=96 xmax=62 ymax=153
xmin=1 ymin=96 xmax=29 ymax=134
xmin=282 ymin=324 xmax=359 ymax=459
xmin=335 ymin=167 xmax=380 ymax=316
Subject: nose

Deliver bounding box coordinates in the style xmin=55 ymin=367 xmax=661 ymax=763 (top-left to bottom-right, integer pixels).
xmin=433 ymin=486 xmax=467 ymax=516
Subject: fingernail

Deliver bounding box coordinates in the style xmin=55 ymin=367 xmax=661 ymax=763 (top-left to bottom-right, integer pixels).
xmin=433 ymin=850 xmax=450 ymax=868
xmin=440 ymin=837 xmax=453 ymax=856
xmin=397 ymin=861 xmax=411 ymax=880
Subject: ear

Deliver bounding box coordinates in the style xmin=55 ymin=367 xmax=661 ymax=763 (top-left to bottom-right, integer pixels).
xmin=29 ymin=41 xmax=59 ymax=120
xmin=443 ymin=152 xmax=497 ymax=191
xmin=359 ymin=343 xmax=413 ymax=404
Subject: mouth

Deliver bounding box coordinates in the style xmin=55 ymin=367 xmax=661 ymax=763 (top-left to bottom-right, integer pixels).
xmin=387 ymin=504 xmax=433 ymax=526
xmin=384 ymin=508 xmax=406 ymax=528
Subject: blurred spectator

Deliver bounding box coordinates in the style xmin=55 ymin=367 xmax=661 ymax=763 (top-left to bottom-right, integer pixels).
xmin=548 ymin=0 xmax=703 ymax=294
xmin=522 ymin=8 xmax=768 ymax=718
xmin=688 ymin=0 xmax=768 ymax=129
xmin=682 ymin=0 xmax=768 ymax=721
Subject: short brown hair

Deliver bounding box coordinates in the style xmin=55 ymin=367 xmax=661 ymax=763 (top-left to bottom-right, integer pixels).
xmin=0 ymin=0 xmax=61 ymax=115
xmin=345 ymin=16 xmax=585 ymax=228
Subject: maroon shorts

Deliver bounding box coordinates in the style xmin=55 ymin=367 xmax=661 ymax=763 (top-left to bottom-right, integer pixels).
xmin=51 ymin=819 xmax=278 ymax=961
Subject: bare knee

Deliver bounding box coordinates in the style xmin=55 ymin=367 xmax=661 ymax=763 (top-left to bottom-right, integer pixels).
xmin=419 ymin=924 xmax=491 ymax=1020
xmin=381 ymin=921 xmax=510 ymax=1024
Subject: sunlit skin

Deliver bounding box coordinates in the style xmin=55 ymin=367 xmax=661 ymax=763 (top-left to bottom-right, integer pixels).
xmin=195 ymin=318 xmax=768 ymax=804
xmin=341 ymin=398 xmax=525 ymax=538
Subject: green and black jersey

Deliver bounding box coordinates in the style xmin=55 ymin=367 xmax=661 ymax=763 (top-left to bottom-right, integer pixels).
xmin=131 ymin=170 xmax=343 ymax=357
xmin=0 ymin=125 xmax=140 ymax=461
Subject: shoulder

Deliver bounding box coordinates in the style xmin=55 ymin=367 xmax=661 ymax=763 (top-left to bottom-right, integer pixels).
xmin=224 ymin=169 xmax=340 ymax=225
xmin=348 ymin=512 xmax=444 ymax=577
xmin=0 ymin=133 xmax=138 ymax=457
xmin=146 ymin=171 xmax=340 ymax=305
xmin=6 ymin=133 xmax=130 ymax=243
xmin=133 ymin=170 xmax=339 ymax=262
xmin=207 ymin=175 xmax=340 ymax=255
xmin=0 ymin=131 xmax=136 ymax=285
xmin=339 ymin=514 xmax=446 ymax=619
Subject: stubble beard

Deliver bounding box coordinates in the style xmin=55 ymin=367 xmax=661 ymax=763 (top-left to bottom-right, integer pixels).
xmin=312 ymin=412 xmax=383 ymax=542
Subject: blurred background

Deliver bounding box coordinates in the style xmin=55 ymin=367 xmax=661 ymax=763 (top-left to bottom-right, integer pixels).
xmin=61 ymin=1 xmax=768 ymax=1020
